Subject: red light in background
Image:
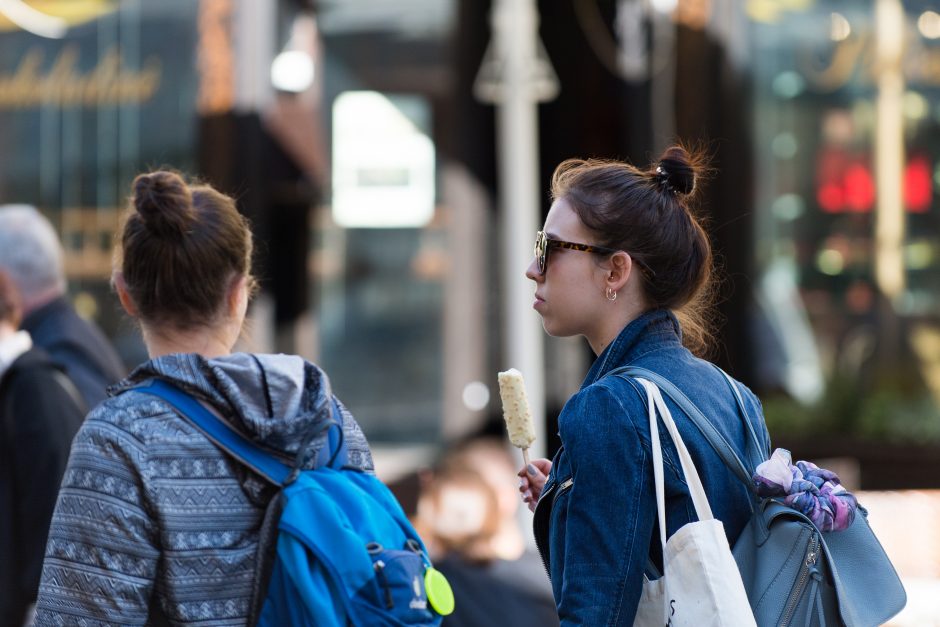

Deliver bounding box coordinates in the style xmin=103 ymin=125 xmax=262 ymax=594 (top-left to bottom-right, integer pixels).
xmin=818 ymin=183 xmax=844 ymax=213
xmin=904 ymin=155 xmax=932 ymax=213
xmin=844 ymin=163 xmax=875 ymax=212
xmin=814 ymin=151 xmax=934 ymax=214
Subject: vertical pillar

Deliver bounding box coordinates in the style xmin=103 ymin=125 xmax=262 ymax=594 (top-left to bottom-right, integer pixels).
xmin=482 ymin=0 xmax=558 ymax=459
xmin=874 ymin=0 xmax=905 ymax=303
xmin=873 ymin=0 xmax=906 ymax=365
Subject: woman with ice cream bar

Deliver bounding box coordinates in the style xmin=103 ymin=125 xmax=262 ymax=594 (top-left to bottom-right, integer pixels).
xmin=516 ymin=146 xmax=772 ymax=625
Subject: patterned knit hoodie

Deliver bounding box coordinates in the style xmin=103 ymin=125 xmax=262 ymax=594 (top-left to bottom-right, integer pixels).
xmin=33 ymin=352 xmax=374 ymax=626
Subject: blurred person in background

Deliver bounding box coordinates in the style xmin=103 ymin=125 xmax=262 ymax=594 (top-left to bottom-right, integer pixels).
xmin=0 ymin=205 xmax=126 ymax=408
xmin=34 ymin=171 xmax=375 ymax=624
xmin=517 ymin=147 xmax=771 ymax=624
xmin=416 ymin=437 xmax=558 ymax=626
xmin=0 ymin=269 xmax=85 ymax=626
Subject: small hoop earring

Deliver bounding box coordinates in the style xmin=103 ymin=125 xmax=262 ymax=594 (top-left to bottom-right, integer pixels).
xmin=606 ymin=287 xmax=618 ymax=302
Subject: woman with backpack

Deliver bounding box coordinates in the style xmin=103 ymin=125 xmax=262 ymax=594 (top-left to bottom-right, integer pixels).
xmin=516 ymin=146 xmax=773 ymax=625
xmin=32 ymin=171 xmax=378 ymax=624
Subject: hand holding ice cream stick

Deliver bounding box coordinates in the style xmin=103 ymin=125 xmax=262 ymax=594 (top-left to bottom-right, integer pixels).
xmin=497 ymin=368 xmax=536 ymax=467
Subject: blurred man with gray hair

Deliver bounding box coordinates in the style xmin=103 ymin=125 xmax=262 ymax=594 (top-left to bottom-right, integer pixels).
xmin=0 ymin=205 xmax=125 ymax=408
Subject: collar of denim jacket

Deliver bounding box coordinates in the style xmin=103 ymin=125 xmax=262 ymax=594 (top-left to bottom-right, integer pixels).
xmin=581 ymin=308 xmax=682 ymax=388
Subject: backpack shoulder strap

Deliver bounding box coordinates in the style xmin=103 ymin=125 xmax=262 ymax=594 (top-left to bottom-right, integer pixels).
xmin=609 ymin=365 xmax=755 ymax=489
xmin=1 ymin=351 xmax=87 ymax=451
xmin=48 ymin=367 xmax=88 ymax=415
xmin=135 ymin=379 xmax=293 ymax=485
xmin=136 ymin=379 xmax=349 ymax=487
xmin=2 ymin=350 xmax=88 ymax=415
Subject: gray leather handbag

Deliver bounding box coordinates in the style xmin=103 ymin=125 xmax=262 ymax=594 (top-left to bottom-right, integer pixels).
xmin=613 ymin=366 xmax=906 ymax=627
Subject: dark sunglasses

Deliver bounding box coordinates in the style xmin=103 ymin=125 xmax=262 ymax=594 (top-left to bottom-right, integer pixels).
xmin=534 ymin=230 xmax=655 ymax=278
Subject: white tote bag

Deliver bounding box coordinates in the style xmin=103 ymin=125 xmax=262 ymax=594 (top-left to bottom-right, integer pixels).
xmin=632 ymin=379 xmax=756 ymax=627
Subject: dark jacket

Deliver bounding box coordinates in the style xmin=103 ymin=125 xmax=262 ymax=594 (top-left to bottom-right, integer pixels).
xmin=438 ymin=551 xmax=559 ymax=627
xmin=0 ymin=348 xmax=85 ymax=627
xmin=22 ymin=296 xmax=126 ymax=409
xmin=533 ymin=310 xmax=771 ymax=626
xmin=35 ymin=352 xmax=374 ymax=625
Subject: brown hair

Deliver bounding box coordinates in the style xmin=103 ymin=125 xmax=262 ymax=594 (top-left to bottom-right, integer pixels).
xmin=0 ymin=269 xmax=22 ymax=327
xmin=550 ymin=145 xmax=717 ymax=356
xmin=118 ymin=170 xmax=255 ymax=330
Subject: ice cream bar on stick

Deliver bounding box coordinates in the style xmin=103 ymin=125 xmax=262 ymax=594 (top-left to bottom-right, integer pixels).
xmin=497 ymin=368 xmax=536 ymax=466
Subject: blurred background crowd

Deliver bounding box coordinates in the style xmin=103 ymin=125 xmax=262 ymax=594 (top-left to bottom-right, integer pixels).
xmin=1 ymin=0 xmax=940 ymax=624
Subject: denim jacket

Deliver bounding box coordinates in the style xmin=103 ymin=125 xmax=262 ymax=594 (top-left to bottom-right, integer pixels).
xmin=533 ymin=309 xmax=771 ymax=626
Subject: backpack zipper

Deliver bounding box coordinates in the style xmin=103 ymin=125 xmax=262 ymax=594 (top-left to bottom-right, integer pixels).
xmin=373 ymin=560 xmax=395 ymax=609
xmin=779 ymin=533 xmax=819 ymax=627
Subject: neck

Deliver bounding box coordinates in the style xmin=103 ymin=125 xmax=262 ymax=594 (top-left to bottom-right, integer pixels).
xmin=586 ymin=301 xmax=648 ymax=356
xmin=142 ymin=324 xmax=236 ymax=360
xmin=586 ymin=320 xmax=627 ymax=356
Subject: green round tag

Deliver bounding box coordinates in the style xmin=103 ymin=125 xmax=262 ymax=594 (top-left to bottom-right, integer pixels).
xmin=424 ymin=567 xmax=455 ymax=616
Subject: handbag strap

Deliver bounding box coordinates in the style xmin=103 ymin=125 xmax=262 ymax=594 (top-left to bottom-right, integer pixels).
xmin=610 ymin=366 xmax=765 ymax=493
xmin=135 ymin=379 xmax=346 ymax=487
xmin=711 ymin=365 xmax=767 ymax=470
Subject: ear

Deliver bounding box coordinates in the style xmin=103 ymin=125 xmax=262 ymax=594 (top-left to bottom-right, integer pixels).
xmin=603 ymin=251 xmax=634 ymax=293
xmin=112 ymin=272 xmax=139 ymax=317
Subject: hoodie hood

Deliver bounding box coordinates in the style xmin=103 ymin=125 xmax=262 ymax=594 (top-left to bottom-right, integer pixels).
xmin=110 ymin=352 xmax=371 ymax=470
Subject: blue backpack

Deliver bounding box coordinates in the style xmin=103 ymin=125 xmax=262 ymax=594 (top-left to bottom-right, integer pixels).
xmin=137 ymin=379 xmax=453 ymax=626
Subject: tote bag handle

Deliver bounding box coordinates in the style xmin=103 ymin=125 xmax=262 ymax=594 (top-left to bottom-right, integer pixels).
xmin=639 ymin=378 xmax=715 ymax=551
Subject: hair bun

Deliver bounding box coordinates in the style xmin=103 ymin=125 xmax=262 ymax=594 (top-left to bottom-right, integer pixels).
xmin=655 ymin=146 xmax=696 ymax=196
xmin=132 ymin=171 xmax=194 ymax=236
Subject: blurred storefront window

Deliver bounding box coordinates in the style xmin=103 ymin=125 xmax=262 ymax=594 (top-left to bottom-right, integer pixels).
xmin=749 ymin=0 xmax=940 ymax=453
xmin=315 ymin=0 xmax=470 ymax=445
xmin=320 ymin=90 xmax=444 ymax=442
xmin=0 ymin=0 xmax=200 ymax=364
xmin=0 ymin=0 xmax=487 ymax=452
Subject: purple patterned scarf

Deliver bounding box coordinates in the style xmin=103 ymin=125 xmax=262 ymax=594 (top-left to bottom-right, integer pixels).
xmin=752 ymin=448 xmax=857 ymax=532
